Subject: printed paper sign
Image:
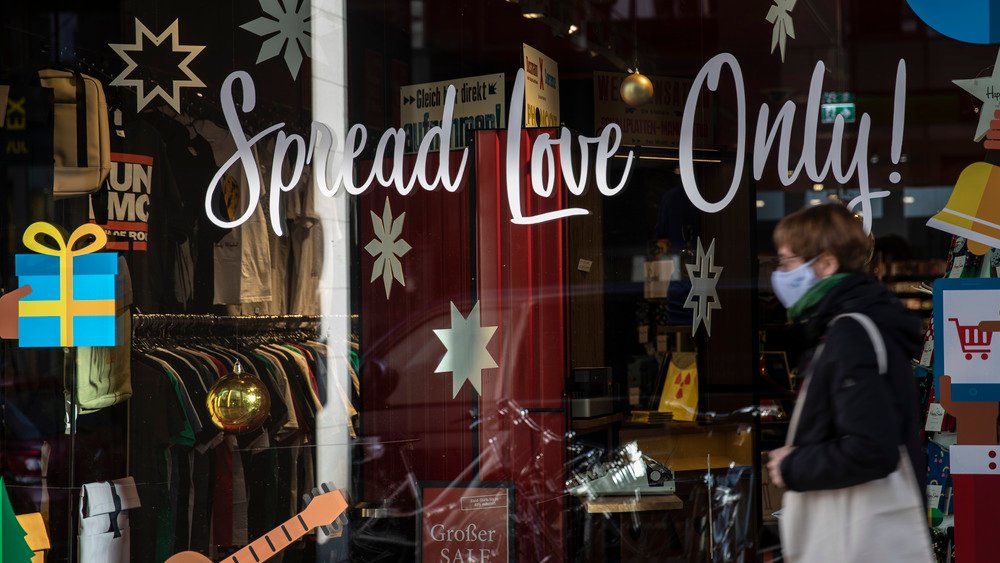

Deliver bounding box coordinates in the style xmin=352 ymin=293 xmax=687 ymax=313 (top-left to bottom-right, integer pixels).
xmin=933 ymin=278 xmax=1000 ymax=401
xmin=522 ymin=44 xmax=559 ymax=127
xmin=400 ymin=73 xmax=505 ymax=152
xmin=644 ymin=259 xmax=674 ymax=299
xmin=421 ymin=484 xmax=513 ymax=563
xmin=594 ymin=71 xmax=713 ymax=147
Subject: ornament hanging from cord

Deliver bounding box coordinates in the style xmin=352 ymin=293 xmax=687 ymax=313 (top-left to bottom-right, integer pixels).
xmin=620 ymin=0 xmax=653 ymax=108
xmin=206 ymin=360 xmax=271 ymax=433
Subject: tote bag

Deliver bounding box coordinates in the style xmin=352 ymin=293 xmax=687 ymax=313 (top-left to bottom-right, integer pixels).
xmin=779 ymin=313 xmax=933 ymax=563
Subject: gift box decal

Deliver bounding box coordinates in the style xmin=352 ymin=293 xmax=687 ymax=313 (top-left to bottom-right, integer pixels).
xmin=15 ymin=222 xmax=120 ymax=348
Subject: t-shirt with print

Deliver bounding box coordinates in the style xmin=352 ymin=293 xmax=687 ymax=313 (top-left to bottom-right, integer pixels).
xmin=194 ymin=119 xmax=273 ymax=306
xmin=88 ymin=117 xmax=190 ymax=312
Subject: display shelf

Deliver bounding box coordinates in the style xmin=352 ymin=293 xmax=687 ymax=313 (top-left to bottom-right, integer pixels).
xmin=571 ymin=413 xmax=624 ymax=433
xmin=580 ymin=494 xmax=684 ymax=513
xmin=620 ymin=422 xmax=754 ymax=473
xmin=668 ymin=456 xmax=747 ymax=472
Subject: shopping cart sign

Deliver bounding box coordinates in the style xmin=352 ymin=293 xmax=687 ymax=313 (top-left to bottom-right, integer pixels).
xmin=934 ymin=278 xmax=1000 ymax=401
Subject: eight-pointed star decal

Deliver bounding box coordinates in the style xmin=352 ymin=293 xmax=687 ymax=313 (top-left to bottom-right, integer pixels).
xmin=766 ymin=0 xmax=796 ymax=62
xmin=109 ymin=18 xmax=206 ymax=112
xmin=433 ymin=302 xmax=499 ymax=398
xmin=684 ymin=237 xmax=724 ymax=337
xmin=241 ymin=0 xmax=312 ymax=80
xmin=365 ymin=198 xmax=412 ymax=299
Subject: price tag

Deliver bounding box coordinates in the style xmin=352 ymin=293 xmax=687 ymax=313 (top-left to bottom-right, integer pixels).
xmin=925 ymin=403 xmax=946 ymax=432
xmin=919 ymin=334 xmax=934 ymax=367
xmin=577 ymin=259 xmax=593 ymax=273
xmin=656 ymin=334 xmax=668 ymax=353
xmin=638 ymin=324 xmax=649 ymax=344
xmin=927 ymin=484 xmax=943 ymax=510
xmin=949 ymin=255 xmax=967 ymax=278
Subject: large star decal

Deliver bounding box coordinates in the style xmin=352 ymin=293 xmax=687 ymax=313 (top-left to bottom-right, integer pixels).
xmin=684 ymin=238 xmax=724 ymax=336
xmin=953 ymin=48 xmax=1000 ymax=142
xmin=109 ymin=19 xmax=205 ymax=112
xmin=365 ymin=198 xmax=411 ymax=298
xmin=433 ymin=302 xmax=499 ymax=398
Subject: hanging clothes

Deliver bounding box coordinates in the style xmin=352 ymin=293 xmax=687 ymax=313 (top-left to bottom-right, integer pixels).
xmin=87 ymin=115 xmax=191 ymax=312
xmin=129 ymin=316 xmax=329 ymax=562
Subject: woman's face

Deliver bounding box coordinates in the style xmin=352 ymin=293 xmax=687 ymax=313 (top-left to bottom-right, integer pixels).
xmin=776 ymin=244 xmax=840 ymax=277
xmin=775 ymin=245 xmax=806 ymax=273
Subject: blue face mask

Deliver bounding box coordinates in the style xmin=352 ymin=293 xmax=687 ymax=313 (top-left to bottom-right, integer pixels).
xmin=771 ymin=258 xmax=817 ymax=308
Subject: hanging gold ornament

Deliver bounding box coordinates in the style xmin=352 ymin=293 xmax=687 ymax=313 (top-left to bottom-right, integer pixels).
xmin=620 ymin=69 xmax=654 ymax=107
xmin=206 ymin=360 xmax=271 ymax=433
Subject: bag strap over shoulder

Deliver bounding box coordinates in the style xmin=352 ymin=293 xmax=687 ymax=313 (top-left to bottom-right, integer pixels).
xmin=785 ymin=312 xmax=887 ymax=446
xmin=832 ymin=312 xmax=887 ymax=376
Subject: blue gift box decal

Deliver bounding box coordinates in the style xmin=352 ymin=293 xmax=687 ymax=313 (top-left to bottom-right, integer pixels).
xmin=15 ymin=222 xmax=120 ymax=348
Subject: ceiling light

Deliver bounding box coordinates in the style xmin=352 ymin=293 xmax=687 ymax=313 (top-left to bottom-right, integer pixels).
xmin=568 ymin=24 xmax=579 ymax=34
xmin=523 ymin=12 xmax=545 ymax=18
xmin=812 ymin=183 xmax=823 ymax=191
xmin=903 ymin=196 xmax=916 ymax=204
xmin=756 ymin=200 xmax=766 ymax=208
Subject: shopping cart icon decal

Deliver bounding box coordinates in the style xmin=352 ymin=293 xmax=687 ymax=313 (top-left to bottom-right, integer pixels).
xmin=949 ymin=318 xmax=994 ymax=360
xmin=933 ymin=278 xmax=1000 ymax=402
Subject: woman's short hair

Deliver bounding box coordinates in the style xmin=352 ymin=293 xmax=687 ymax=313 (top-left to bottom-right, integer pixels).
xmin=773 ymin=203 xmax=870 ymax=272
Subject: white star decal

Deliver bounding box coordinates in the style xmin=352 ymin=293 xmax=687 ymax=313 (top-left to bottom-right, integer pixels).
xmin=109 ymin=19 xmax=206 ymax=112
xmin=241 ymin=0 xmax=312 ymax=80
xmin=766 ymin=0 xmax=796 ymax=62
xmin=953 ymin=48 xmax=1000 ymax=142
xmin=365 ymin=198 xmax=412 ymax=298
xmin=433 ymin=302 xmax=499 ymax=398
xmin=684 ymin=238 xmax=724 ymax=336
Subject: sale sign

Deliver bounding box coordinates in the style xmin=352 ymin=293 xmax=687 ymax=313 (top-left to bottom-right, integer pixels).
xmin=420 ymin=484 xmax=513 ymax=562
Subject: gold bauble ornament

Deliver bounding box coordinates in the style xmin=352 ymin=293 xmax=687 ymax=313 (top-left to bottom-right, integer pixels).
xmin=206 ymin=360 xmax=271 ymax=433
xmin=620 ymin=70 xmax=654 ymax=107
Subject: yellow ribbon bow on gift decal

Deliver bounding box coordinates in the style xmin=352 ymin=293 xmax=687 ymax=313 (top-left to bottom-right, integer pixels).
xmin=18 ymin=222 xmax=114 ymax=347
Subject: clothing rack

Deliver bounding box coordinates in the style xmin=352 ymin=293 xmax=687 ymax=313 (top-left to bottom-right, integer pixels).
xmin=132 ymin=314 xmax=330 ymax=342
xmin=133 ymin=313 xmax=326 ymax=325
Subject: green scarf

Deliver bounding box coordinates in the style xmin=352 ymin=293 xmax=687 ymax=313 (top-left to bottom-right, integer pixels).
xmin=787 ymin=272 xmax=850 ymax=321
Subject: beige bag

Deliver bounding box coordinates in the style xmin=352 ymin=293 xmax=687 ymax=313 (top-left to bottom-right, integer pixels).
xmin=37 ymin=69 xmax=111 ymax=197
xmin=779 ymin=313 xmax=933 ymax=563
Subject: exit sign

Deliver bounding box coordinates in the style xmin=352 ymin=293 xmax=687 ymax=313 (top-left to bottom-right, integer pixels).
xmin=821 ymin=102 xmax=856 ymax=124
xmin=821 ymin=91 xmax=856 ymax=124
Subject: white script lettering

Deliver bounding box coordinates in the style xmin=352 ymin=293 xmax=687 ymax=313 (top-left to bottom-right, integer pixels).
xmin=679 ymin=53 xmax=906 ymax=234
xmin=206 ymin=70 xmax=633 ymax=234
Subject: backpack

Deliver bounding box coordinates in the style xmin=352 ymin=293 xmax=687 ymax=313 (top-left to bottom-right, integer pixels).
xmin=37 ymin=69 xmax=111 ymax=197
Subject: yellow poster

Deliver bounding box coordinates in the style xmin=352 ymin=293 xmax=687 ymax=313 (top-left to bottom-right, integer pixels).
xmin=658 ymin=352 xmax=698 ymax=421
xmin=522 ymin=44 xmax=559 ymax=127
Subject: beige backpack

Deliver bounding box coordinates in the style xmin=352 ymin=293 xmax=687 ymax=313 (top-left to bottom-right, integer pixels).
xmin=38 ymin=69 xmax=111 ymax=197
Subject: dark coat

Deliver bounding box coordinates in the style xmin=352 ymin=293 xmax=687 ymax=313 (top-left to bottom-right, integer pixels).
xmin=779 ymin=273 xmax=925 ymax=492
